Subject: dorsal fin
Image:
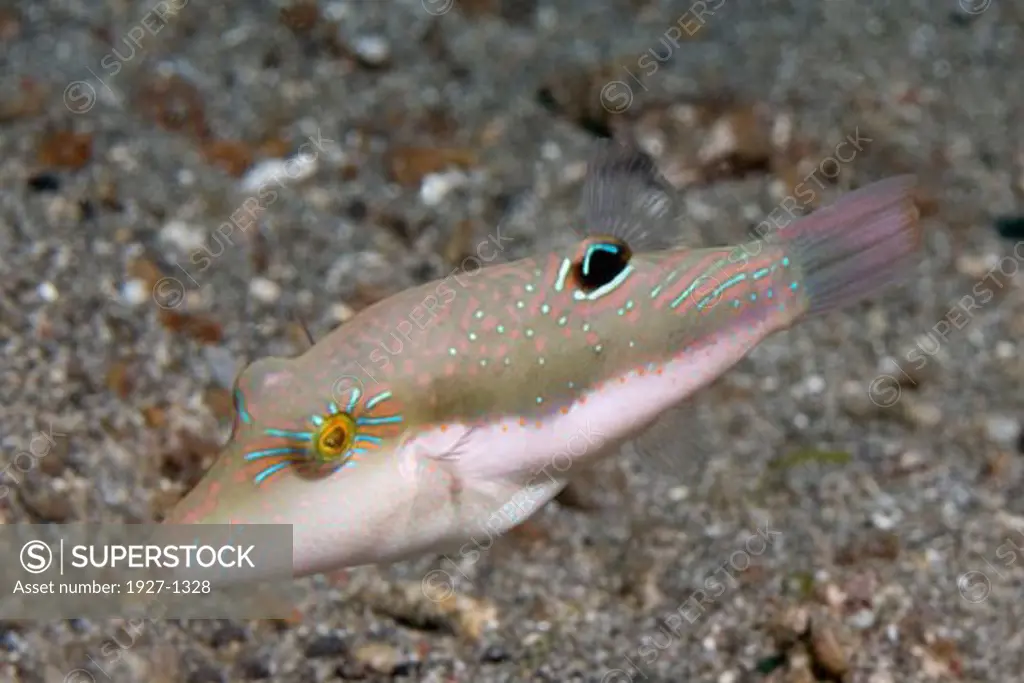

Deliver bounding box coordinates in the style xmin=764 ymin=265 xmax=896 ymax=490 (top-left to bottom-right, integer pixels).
xmin=574 ymin=139 xmax=686 ymax=252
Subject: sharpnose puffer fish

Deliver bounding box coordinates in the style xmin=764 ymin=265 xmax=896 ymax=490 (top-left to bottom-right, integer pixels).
xmin=165 ymin=142 xmax=922 ymax=579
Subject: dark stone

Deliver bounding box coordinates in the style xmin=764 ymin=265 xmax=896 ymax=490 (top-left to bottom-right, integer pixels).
xmin=78 ymin=199 xmax=95 ymax=220
xmin=304 ymin=633 xmax=347 ymax=658
xmin=347 ymin=198 xmax=368 ymax=221
xmin=27 ymin=172 xmax=60 ymax=192
xmin=481 ymin=644 xmax=510 ymax=663
xmin=210 ymin=622 xmax=248 ymax=648
xmin=948 ymin=10 xmax=979 ymax=27
xmin=994 ymin=216 xmax=1024 ymax=240
xmin=187 ymin=664 xmax=224 ymax=683
xmin=238 ymin=653 xmax=272 ymax=679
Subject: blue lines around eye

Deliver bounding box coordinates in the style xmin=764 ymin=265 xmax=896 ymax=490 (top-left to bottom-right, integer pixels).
xmin=253 ymin=462 xmax=291 ymax=484
xmin=346 ymin=388 xmax=362 ymax=412
xmin=246 ymin=446 xmax=307 ymax=486
xmin=363 ymin=390 xmax=392 ymax=410
xmin=234 ymin=389 xmax=253 ymax=425
xmin=264 ymin=428 xmax=313 ymax=441
xmin=244 ymin=446 xmax=306 ymax=461
xmin=248 ymin=388 xmax=401 ymax=486
xmin=357 ymin=415 xmax=403 ymax=426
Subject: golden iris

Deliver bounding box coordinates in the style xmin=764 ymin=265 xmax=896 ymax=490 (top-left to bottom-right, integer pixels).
xmin=313 ymin=413 xmax=357 ymax=463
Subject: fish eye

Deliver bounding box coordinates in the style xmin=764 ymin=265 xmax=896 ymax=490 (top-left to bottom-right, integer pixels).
xmin=313 ymin=413 xmax=356 ymax=462
xmin=572 ymin=237 xmax=632 ymax=292
xmin=243 ymin=388 xmax=405 ymax=486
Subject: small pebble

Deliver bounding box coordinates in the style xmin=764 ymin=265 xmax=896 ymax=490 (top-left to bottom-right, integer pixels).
xmin=698 ymin=118 xmax=739 ymax=164
xmin=37 ymin=281 xmax=58 ymax=302
xmin=898 ymin=450 xmax=926 ymax=472
xmin=871 ymin=508 xmax=902 ymax=530
xmin=955 ymin=253 xmax=997 ymax=279
xmin=878 ymin=352 xmax=930 ymax=387
xmin=351 ymin=35 xmax=391 ymax=67
xmin=249 ymin=277 xmax=281 ymax=303
xmin=45 ymin=195 xmax=82 ymax=224
xmin=823 ymin=583 xmax=846 ymax=609
xmin=848 ymin=608 xmax=877 ymax=630
xmin=120 ymin=278 xmax=149 ymax=306
xmin=420 ymin=170 xmax=466 ymax=206
xmin=806 ymin=375 xmax=826 ymax=394
xmin=902 ymin=398 xmax=942 ymax=428
xmin=985 ymin=415 xmax=1020 ymax=445
xmin=448 ymin=594 xmax=499 ymax=640
xmin=840 ymin=380 xmax=875 ymax=417
xmin=160 ymin=219 xmax=208 ymax=253
xmin=351 ymin=642 xmax=401 ymax=674
xmin=771 ymin=113 xmax=793 ymax=149
xmin=240 ymin=155 xmax=317 ymax=193
xmin=330 ymin=302 xmax=356 ymax=323
xmin=667 ymin=485 xmax=689 ymax=502
xmin=324 ymin=1 xmax=351 ymax=21
xmin=541 ymin=141 xmax=561 ymax=160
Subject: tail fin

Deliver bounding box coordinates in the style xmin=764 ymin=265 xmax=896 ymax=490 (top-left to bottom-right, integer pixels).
xmin=768 ymin=175 xmax=922 ymax=317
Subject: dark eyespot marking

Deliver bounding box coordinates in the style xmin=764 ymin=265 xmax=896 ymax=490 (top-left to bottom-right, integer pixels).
xmin=571 ymin=236 xmax=633 ymax=293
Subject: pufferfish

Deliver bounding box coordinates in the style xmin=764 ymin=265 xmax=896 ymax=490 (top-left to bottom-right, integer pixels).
xmin=165 ymin=141 xmax=922 ymax=580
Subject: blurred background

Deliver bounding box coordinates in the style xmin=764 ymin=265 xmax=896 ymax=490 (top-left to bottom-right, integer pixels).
xmin=1 ymin=0 xmax=1022 ymax=681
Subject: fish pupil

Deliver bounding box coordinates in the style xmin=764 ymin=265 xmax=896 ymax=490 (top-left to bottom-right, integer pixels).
xmin=323 ymin=426 xmax=345 ymax=450
xmin=573 ymin=238 xmax=632 ymax=292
